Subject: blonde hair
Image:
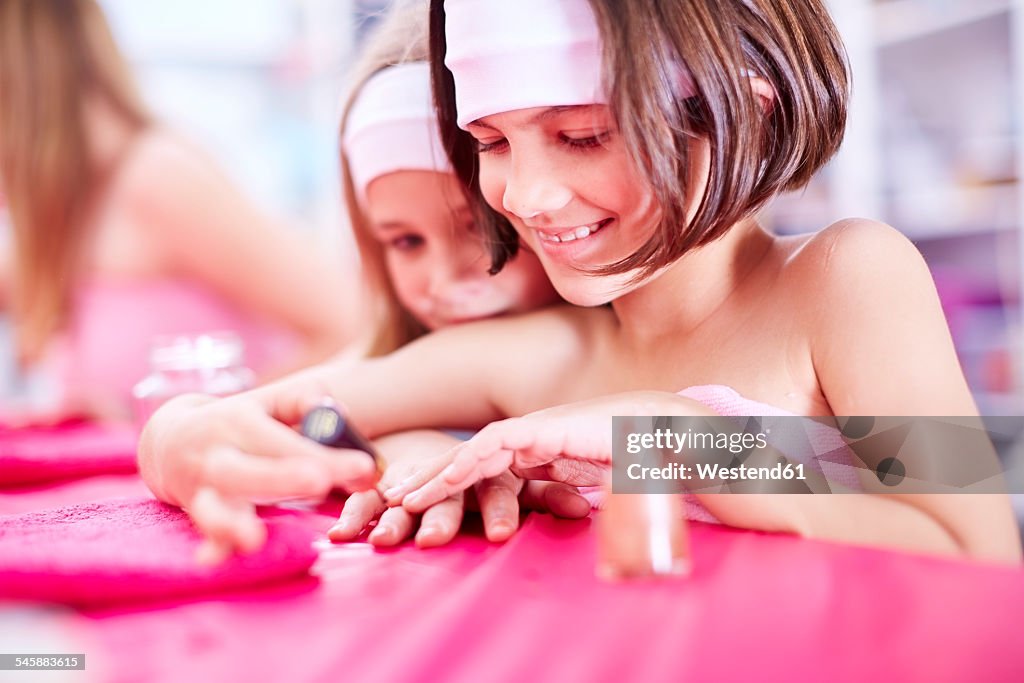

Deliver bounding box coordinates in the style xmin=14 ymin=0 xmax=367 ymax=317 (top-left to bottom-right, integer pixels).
xmin=0 ymin=0 xmax=151 ymax=365
xmin=339 ymin=0 xmax=432 ymax=356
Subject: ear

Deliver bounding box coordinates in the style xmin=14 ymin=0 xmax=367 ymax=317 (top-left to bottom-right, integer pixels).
xmin=749 ymin=76 xmax=776 ymax=115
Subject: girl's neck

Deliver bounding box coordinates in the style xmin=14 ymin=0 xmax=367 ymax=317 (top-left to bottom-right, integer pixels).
xmin=610 ymin=217 xmax=774 ymax=350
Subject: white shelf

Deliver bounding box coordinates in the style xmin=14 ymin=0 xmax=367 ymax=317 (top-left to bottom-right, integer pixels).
xmin=888 ymin=184 xmax=1018 ymax=239
xmin=875 ymin=0 xmax=1011 ymax=47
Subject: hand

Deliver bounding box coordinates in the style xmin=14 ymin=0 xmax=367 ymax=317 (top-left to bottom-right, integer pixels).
xmin=328 ymin=430 xmax=591 ymax=547
xmin=137 ymin=370 xmax=379 ymax=564
xmin=388 ymin=407 xmax=612 ymax=515
xmin=391 ymin=392 xmax=712 ymax=513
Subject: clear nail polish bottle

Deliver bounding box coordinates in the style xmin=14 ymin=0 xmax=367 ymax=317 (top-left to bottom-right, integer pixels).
xmin=597 ymin=414 xmax=691 ymax=580
xmin=596 ymin=492 xmax=691 ymax=580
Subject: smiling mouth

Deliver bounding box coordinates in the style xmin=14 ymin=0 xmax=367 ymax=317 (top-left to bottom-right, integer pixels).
xmin=535 ymin=218 xmax=613 ymax=244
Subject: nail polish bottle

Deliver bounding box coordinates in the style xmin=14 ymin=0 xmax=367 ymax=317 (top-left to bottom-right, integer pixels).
xmin=596 ymin=492 xmax=691 ymax=580
xmin=300 ymin=405 xmax=382 ymax=476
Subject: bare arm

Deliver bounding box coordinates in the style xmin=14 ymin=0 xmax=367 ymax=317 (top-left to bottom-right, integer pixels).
xmin=801 ymin=220 xmax=1020 ymax=563
xmin=248 ymin=305 xmax=594 ymax=438
xmin=137 ymin=306 xmax=589 ymax=557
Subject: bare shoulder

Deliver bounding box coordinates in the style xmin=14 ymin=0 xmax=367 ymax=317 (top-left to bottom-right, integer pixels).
xmin=782 ymin=218 xmax=933 ymax=300
xmin=117 ymin=128 xmax=227 ymax=216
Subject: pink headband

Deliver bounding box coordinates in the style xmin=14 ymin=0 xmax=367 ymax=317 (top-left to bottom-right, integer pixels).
xmin=444 ymin=0 xmax=605 ymax=130
xmin=444 ymin=0 xmax=697 ymax=130
xmin=342 ymin=62 xmax=452 ymax=204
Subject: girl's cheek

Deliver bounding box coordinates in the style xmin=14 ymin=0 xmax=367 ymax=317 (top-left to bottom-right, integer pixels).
xmin=386 ymin=260 xmax=425 ymax=308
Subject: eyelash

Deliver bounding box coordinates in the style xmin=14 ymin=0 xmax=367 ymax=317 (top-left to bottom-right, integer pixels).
xmin=386 ymin=235 xmax=424 ymax=252
xmin=475 ymin=131 xmax=611 ymax=155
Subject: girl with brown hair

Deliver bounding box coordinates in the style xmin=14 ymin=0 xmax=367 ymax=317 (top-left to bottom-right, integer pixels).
xmin=139 ymin=0 xmax=1021 ymax=565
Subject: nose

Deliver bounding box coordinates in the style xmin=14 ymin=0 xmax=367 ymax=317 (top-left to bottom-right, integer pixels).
xmin=428 ymin=239 xmax=488 ymax=302
xmin=501 ymin=151 xmax=572 ymax=220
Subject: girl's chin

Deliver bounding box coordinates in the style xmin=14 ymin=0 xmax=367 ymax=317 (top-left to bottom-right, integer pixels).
xmin=551 ymin=284 xmax=616 ymax=308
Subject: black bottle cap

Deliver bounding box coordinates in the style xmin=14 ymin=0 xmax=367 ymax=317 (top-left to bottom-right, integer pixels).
xmin=300 ymin=405 xmax=379 ymax=461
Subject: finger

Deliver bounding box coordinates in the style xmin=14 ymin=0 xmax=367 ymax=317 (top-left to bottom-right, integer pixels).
xmin=200 ymin=446 xmax=333 ymax=501
xmin=187 ymin=487 xmax=266 ymax=559
xmin=442 ymin=447 xmax=517 ymax=492
xmin=513 ymin=460 xmax=607 ymax=486
xmin=232 ymin=408 xmax=378 ymax=492
xmin=399 ymin=442 xmax=517 ymax=513
xmin=519 ymin=481 xmax=592 ymax=519
xmin=368 ymin=505 xmax=417 ymax=546
xmin=415 ymin=494 xmax=464 ymax=548
xmin=251 ymin=368 xmax=339 ymax=426
xmin=382 ymin=453 xmax=456 ymax=505
xmin=475 ymin=473 xmax=522 ymax=542
xmin=195 ymin=537 xmax=233 ymax=567
xmin=328 ymin=490 xmax=385 ymax=542
xmin=401 ymin=472 xmax=469 ymax=514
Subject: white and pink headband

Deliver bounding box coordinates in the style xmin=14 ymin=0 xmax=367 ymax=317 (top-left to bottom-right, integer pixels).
xmin=342 ymin=62 xmax=452 ymax=203
xmin=444 ymin=0 xmax=605 ymax=130
xmin=444 ymin=0 xmax=696 ymax=130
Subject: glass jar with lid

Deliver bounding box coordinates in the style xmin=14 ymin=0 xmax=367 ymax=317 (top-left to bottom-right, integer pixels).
xmin=131 ymin=332 xmax=254 ymax=430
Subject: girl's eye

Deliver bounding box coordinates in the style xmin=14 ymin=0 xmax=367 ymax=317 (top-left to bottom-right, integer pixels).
xmin=387 ymin=234 xmax=425 ymax=252
xmin=560 ymin=130 xmax=611 ymax=151
xmin=474 ymin=138 xmax=508 ymax=154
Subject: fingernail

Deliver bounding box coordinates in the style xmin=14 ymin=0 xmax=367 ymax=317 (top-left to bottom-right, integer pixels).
xmin=488 ymin=521 xmax=514 ymax=540
xmin=382 ymin=486 xmax=402 ymax=500
xmin=403 ymin=492 xmax=422 ymax=508
xmin=369 ymin=524 xmax=393 ymax=540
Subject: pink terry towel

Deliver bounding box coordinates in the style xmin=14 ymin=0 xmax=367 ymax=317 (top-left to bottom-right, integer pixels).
xmin=0 ymin=421 xmax=139 ymax=487
xmin=0 ymin=498 xmax=319 ymax=607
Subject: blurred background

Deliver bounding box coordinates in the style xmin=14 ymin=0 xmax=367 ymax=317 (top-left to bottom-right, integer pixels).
xmin=0 ymin=0 xmax=1022 ymax=421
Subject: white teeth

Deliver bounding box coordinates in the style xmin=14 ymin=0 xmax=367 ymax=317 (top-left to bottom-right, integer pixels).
xmin=537 ymin=221 xmax=605 ymax=244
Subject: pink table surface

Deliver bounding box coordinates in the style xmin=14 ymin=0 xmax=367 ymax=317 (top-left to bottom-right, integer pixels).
xmin=2 ymin=435 xmax=1024 ymax=682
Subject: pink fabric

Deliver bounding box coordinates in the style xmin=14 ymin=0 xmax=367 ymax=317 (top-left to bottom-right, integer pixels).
xmin=0 ymin=421 xmax=138 ymax=487
xmin=0 ymin=463 xmax=1022 ymax=680
xmin=0 ymin=497 xmax=318 ymax=607
xmin=681 ymin=385 xmax=860 ymax=521
xmin=678 ymin=384 xmax=802 ymax=417
xmin=42 ymin=279 xmax=298 ymax=412
xmin=0 ymin=473 xmax=152 ymax=515
xmin=63 ymin=513 xmax=1024 ymax=682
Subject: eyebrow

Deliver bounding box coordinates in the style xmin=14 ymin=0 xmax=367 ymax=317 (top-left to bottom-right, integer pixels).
xmin=372 ymin=221 xmax=414 ymax=233
xmin=467 ymin=104 xmax=602 ymax=130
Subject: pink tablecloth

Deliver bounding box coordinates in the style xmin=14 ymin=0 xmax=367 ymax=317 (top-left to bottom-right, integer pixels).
xmin=2 ymin=429 xmax=1023 ymax=682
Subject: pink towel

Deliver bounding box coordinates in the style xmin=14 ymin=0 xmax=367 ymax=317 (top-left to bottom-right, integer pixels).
xmin=0 ymin=421 xmax=139 ymax=487
xmin=0 ymin=498 xmax=319 ymax=607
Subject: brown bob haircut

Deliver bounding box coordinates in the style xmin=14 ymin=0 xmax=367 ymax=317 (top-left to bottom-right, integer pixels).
xmin=428 ymin=0 xmax=850 ymax=278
